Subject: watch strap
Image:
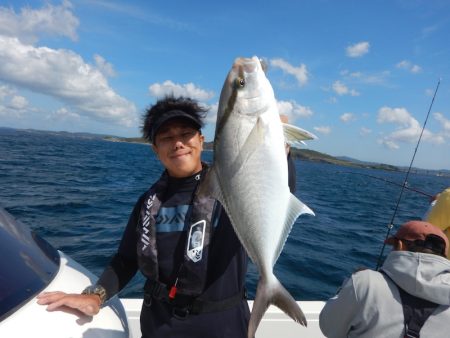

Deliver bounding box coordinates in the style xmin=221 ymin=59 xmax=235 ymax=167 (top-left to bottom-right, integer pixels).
xmin=81 ymin=285 xmax=107 ymax=305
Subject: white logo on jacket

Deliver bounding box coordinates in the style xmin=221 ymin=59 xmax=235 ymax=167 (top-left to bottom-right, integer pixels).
xmin=187 ymin=220 xmax=206 ymax=262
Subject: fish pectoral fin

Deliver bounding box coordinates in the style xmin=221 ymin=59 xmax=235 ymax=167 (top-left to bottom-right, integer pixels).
xmin=289 ymin=193 xmax=315 ymax=217
xmin=274 ymin=194 xmax=315 ymax=262
xmin=284 ymin=194 xmax=315 ymax=238
xmin=226 ymin=116 xmax=265 ymax=180
xmin=282 ymin=123 xmax=318 ymax=148
xmin=197 ymin=166 xmax=225 ymax=204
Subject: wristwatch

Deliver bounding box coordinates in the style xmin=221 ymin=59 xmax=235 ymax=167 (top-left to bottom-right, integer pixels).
xmin=81 ymin=285 xmax=107 ymax=305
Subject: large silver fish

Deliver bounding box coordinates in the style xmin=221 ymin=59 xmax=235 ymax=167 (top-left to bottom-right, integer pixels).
xmin=199 ymin=56 xmax=316 ymax=338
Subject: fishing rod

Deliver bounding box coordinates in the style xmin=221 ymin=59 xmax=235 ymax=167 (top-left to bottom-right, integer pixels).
xmin=375 ymin=79 xmax=441 ymax=270
xmin=338 ymin=172 xmax=434 ymax=198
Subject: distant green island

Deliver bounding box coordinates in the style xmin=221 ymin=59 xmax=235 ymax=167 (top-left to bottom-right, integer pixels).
xmin=4 ymin=128 xmax=446 ymax=176
xmin=103 ymin=136 xmax=450 ymax=177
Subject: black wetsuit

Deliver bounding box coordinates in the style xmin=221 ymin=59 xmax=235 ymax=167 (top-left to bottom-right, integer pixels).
xmin=97 ymin=171 xmax=250 ymax=338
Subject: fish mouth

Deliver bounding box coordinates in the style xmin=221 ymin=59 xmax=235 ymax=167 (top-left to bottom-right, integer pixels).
xmin=234 ymin=57 xmax=262 ymax=74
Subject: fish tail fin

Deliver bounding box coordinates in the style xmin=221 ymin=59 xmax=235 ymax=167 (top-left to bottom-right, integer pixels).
xmin=248 ymin=274 xmax=307 ymax=338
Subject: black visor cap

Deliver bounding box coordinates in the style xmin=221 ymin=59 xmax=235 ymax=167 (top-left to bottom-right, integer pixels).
xmin=151 ymin=110 xmax=202 ymax=143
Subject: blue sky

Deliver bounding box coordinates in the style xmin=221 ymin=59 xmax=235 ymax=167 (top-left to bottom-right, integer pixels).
xmin=1 ymin=1 xmax=450 ymax=170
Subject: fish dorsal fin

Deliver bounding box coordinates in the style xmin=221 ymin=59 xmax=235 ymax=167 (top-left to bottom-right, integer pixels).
xmin=226 ymin=116 xmax=265 ymax=180
xmin=274 ymin=194 xmax=315 ymax=265
xmin=282 ymin=123 xmax=318 ymax=148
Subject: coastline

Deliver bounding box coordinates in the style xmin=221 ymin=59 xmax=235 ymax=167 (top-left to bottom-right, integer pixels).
xmin=102 ymin=136 xmax=450 ymax=177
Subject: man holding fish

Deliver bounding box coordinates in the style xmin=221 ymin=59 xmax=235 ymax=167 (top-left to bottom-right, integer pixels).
xmin=38 ymin=57 xmax=315 ymax=338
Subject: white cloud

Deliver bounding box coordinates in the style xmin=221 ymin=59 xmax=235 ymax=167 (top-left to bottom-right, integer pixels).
xmin=46 ymin=107 xmax=81 ymax=121
xmin=360 ymin=127 xmax=372 ymax=136
xmin=377 ymin=106 xmax=414 ymax=126
xmin=346 ymin=41 xmax=370 ymax=58
xmin=377 ymin=106 xmax=444 ymax=148
xmin=434 ymin=112 xmax=450 ymax=134
xmin=340 ymin=113 xmax=355 ymax=123
xmin=148 ymin=80 xmax=215 ymax=102
xmin=361 ymin=71 xmax=391 ymax=84
xmin=382 ymin=124 xmax=444 ymax=145
xmin=314 ymin=126 xmax=331 ymax=135
xmin=269 ymin=58 xmax=308 ymax=86
xmin=349 ymin=71 xmax=362 ymax=78
xmin=339 ymin=69 xmax=391 ymax=85
xmin=0 ymin=84 xmax=14 ymax=100
xmin=94 ymin=54 xmax=116 ymax=77
xmin=341 ymin=70 xmax=390 ymax=85
xmin=396 ymin=60 xmax=422 ymax=74
xmin=277 ymin=100 xmax=314 ymax=121
xmin=410 ymin=65 xmax=422 ymax=73
xmin=332 ymin=81 xmax=360 ymax=96
xmin=0 ymin=36 xmax=137 ymax=126
xmin=0 ymin=1 xmax=79 ymax=44
xmin=0 ymin=105 xmax=22 ymax=118
xmin=378 ymin=138 xmax=400 ymax=150
xmin=9 ymin=95 xmax=28 ymax=110
xmin=205 ymin=102 xmax=218 ymax=124
xmin=425 ymin=88 xmax=435 ymax=96
xmin=0 ymin=85 xmax=28 ymax=118
xmin=396 ymin=60 xmax=409 ymax=69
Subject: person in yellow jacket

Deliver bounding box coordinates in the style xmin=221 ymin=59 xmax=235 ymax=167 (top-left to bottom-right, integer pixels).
xmin=425 ymin=187 xmax=450 ymax=258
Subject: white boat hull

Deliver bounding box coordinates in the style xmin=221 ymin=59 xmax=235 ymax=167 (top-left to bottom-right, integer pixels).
xmin=0 ymin=252 xmax=129 ymax=338
xmin=120 ymin=299 xmax=326 ymax=338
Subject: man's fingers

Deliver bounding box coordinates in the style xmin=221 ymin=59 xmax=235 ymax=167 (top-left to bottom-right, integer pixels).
xmin=45 ymin=297 xmax=74 ymax=311
xmin=36 ymin=291 xmax=67 ymax=304
xmin=37 ymin=292 xmax=100 ymax=316
xmin=37 ymin=291 xmax=63 ymax=298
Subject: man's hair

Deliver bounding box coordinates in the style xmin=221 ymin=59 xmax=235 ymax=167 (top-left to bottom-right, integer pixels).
xmin=141 ymin=96 xmax=208 ymax=143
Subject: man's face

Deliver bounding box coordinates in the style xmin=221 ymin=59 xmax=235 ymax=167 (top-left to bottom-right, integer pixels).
xmin=152 ymin=119 xmax=204 ymax=178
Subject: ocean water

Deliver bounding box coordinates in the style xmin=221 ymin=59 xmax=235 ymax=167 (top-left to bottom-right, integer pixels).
xmin=1 ymin=128 xmax=448 ymax=300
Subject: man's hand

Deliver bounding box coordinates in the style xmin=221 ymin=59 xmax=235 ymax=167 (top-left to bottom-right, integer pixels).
xmin=37 ymin=291 xmax=101 ymax=316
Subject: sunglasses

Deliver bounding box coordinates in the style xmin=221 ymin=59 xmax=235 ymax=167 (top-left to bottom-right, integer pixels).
xmin=398 ymin=234 xmax=446 ymax=257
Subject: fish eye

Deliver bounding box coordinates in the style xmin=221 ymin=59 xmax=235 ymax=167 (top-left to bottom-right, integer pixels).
xmin=235 ymin=77 xmax=245 ymax=88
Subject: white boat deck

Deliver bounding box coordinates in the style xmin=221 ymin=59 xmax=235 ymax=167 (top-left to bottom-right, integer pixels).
xmin=121 ymin=299 xmax=326 ymax=338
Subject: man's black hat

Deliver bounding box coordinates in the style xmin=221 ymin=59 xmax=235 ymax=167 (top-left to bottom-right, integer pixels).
xmin=150 ymin=109 xmax=203 ymax=143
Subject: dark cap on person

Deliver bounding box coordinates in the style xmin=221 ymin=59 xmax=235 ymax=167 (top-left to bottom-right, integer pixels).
xmin=150 ymin=109 xmax=203 ymax=143
xmin=385 ymin=220 xmax=449 ymax=256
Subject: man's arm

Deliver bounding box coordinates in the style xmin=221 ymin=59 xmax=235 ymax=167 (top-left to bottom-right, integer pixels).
xmin=37 ymin=195 xmax=143 ymax=315
xmin=95 ymin=195 xmax=144 ymax=299
xmin=287 ymin=151 xmax=296 ymax=193
xmin=319 ymin=276 xmax=359 ymax=338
